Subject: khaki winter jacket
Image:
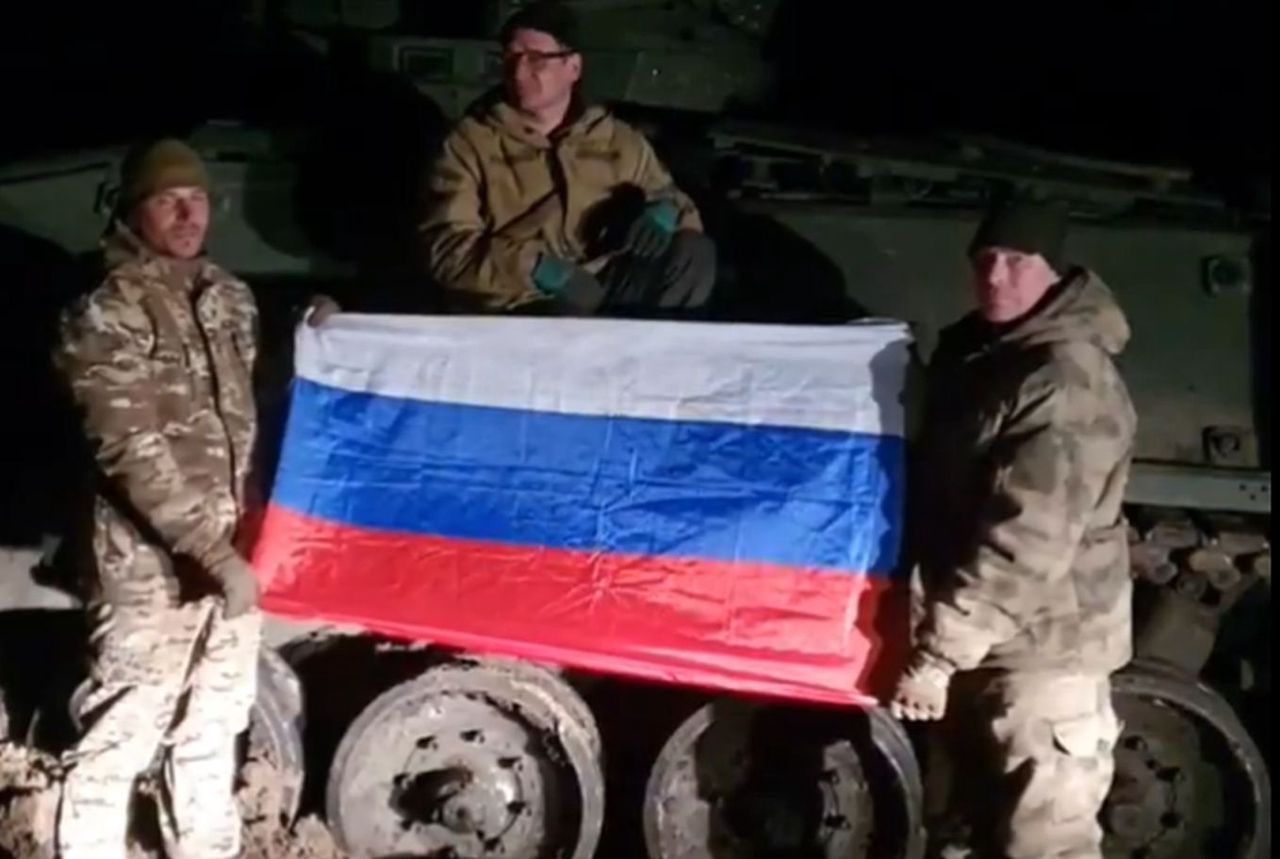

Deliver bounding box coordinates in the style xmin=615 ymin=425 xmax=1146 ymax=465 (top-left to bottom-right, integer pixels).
xmin=913 ymin=269 xmax=1137 ymax=675
xmin=54 ymin=223 xmax=259 ymax=610
xmin=420 ymin=94 xmax=702 ymax=312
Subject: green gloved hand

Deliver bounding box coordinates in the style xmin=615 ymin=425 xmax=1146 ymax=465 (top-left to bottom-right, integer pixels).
xmin=623 ymin=199 xmax=679 ymax=259
xmin=532 ymin=253 xmax=606 ymax=313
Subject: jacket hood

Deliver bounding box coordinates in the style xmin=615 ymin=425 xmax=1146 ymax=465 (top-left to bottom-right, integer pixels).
xmin=101 ymin=219 xmax=160 ymax=269
xmin=996 ymin=268 xmax=1131 ymax=356
xmin=475 ymin=88 xmax=610 ymax=148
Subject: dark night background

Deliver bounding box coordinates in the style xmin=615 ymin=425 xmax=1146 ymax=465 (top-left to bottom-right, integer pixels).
xmin=0 ymin=0 xmax=1271 ymax=191
xmin=0 ymin=4 xmax=1271 ymax=855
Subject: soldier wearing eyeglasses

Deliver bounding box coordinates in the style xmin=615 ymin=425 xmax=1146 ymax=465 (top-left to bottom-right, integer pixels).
xmin=420 ymin=1 xmax=716 ymax=316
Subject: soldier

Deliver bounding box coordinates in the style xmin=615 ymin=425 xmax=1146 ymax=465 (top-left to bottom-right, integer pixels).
xmin=53 ymin=138 xmax=264 ymax=859
xmin=892 ymin=198 xmax=1136 ymax=858
xmin=420 ymin=0 xmax=716 ymax=315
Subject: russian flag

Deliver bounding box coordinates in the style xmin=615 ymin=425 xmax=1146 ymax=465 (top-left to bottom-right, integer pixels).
xmin=251 ymin=315 xmax=911 ymax=707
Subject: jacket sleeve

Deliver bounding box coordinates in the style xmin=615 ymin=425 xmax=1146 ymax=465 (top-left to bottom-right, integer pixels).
xmin=916 ymin=358 xmax=1124 ymax=672
xmin=419 ymin=133 xmax=546 ymax=311
xmin=55 ymin=285 xmax=238 ymax=568
xmin=630 ymin=131 xmax=703 ymax=233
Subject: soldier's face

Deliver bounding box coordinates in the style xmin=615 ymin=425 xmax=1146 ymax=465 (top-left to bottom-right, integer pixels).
xmin=971 ymin=247 xmax=1059 ymax=323
xmin=503 ymin=28 xmax=581 ymax=115
xmin=133 ymin=186 xmax=210 ymax=260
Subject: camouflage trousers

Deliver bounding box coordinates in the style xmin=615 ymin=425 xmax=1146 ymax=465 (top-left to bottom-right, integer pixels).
xmin=58 ymin=597 xmax=261 ymax=859
xmin=923 ymin=670 xmax=1121 ymax=859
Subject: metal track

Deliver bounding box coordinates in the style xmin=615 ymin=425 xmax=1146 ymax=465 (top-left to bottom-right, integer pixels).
xmin=1126 ymin=505 xmax=1269 ymax=680
xmin=1108 ymin=504 xmax=1270 ymax=857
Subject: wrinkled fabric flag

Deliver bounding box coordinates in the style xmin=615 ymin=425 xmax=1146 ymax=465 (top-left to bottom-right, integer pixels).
xmin=252 ymin=315 xmax=911 ymax=705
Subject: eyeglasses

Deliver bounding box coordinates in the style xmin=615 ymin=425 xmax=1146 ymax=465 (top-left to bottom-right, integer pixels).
xmin=502 ymin=49 xmax=576 ymax=70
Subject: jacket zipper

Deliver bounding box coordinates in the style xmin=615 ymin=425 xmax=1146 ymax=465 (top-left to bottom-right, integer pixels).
xmin=190 ymin=278 xmax=240 ymax=504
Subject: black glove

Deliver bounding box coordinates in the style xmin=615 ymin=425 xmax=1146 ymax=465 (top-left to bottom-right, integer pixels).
xmin=531 ymin=254 xmax=606 ymax=314
xmin=207 ymin=553 xmax=261 ymax=619
xmin=622 ymin=199 xmax=679 ymax=259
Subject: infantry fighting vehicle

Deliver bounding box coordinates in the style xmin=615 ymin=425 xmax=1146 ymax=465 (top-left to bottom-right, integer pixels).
xmin=0 ymin=1 xmax=1269 ymax=857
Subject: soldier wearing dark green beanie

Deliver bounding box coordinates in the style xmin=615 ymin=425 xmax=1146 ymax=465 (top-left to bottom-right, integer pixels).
xmin=110 ymin=138 xmax=213 ymax=260
xmin=118 ymin=138 xmax=211 ymax=218
xmin=55 ymin=138 xmax=265 ymax=858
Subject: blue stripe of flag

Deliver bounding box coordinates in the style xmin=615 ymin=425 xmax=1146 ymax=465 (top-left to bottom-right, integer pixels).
xmin=270 ymin=379 xmax=904 ymax=574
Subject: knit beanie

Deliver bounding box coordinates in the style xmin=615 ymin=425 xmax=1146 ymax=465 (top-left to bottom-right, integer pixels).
xmin=119 ymin=138 xmax=210 ymax=212
xmin=969 ymin=198 xmax=1068 ymax=270
xmin=499 ymin=1 xmax=581 ymax=50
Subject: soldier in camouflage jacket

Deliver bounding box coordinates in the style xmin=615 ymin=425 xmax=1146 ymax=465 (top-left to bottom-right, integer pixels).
xmin=53 ymin=138 xmax=263 ymax=859
xmin=893 ymin=199 xmax=1136 ymax=859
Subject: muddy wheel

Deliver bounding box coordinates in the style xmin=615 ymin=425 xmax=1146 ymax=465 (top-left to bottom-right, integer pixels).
xmin=643 ymin=699 xmax=925 ymax=859
xmin=1104 ymin=663 xmax=1270 ymax=859
xmin=67 ymin=646 xmax=307 ymax=823
xmin=326 ymin=656 xmax=605 ymax=859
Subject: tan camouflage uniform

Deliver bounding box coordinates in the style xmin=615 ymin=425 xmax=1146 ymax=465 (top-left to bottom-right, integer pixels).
xmin=54 ymin=221 xmax=262 ymax=859
xmin=420 ymin=95 xmax=704 ymax=312
xmin=912 ymin=269 xmax=1136 ymax=858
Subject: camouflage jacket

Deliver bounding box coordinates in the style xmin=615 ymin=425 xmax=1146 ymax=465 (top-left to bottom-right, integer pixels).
xmin=912 ymin=269 xmax=1136 ymax=675
xmin=420 ymin=93 xmax=703 ymax=312
xmin=55 ymin=223 xmax=259 ymax=606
